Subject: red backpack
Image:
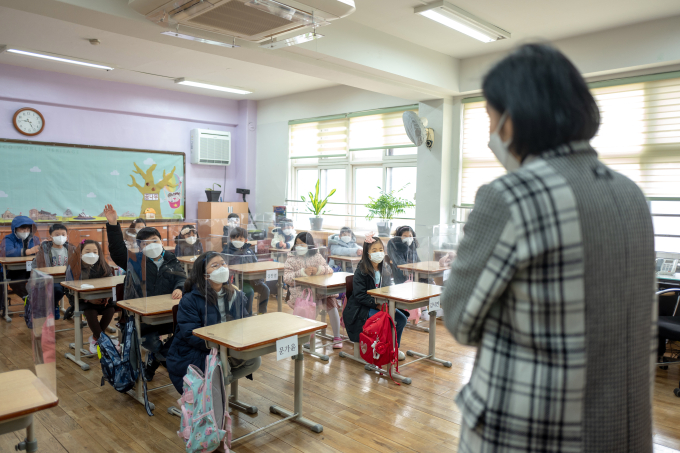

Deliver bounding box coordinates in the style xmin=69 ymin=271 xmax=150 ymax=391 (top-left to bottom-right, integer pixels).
xmin=359 ymin=304 xmax=400 ymax=384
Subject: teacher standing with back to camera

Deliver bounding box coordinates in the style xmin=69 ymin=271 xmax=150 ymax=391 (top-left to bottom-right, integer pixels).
xmin=442 ymin=44 xmax=656 ymax=452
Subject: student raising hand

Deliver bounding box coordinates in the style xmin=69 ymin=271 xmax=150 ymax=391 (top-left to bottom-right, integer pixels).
xmin=103 ymin=204 xmax=118 ymax=226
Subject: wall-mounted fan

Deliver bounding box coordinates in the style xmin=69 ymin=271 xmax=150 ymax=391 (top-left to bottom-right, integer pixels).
xmin=403 ymin=111 xmax=434 ymax=150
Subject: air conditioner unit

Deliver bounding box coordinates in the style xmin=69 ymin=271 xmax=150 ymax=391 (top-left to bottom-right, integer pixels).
xmin=129 ymin=0 xmax=355 ymax=42
xmin=190 ymin=129 xmax=231 ymax=166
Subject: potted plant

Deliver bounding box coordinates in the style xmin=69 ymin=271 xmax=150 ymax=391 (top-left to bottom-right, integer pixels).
xmin=365 ymin=185 xmax=415 ymax=237
xmin=301 ymin=179 xmax=336 ymax=231
xmin=205 ymin=183 xmax=222 ymax=202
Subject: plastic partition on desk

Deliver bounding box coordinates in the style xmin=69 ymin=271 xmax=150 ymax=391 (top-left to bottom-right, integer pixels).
xmin=27 ymin=269 xmax=57 ymax=396
xmin=224 ymin=234 xmax=274 ymax=316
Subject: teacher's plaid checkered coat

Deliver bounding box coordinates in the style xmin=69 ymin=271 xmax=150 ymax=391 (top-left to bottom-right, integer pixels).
xmin=443 ymin=142 xmax=656 ymax=452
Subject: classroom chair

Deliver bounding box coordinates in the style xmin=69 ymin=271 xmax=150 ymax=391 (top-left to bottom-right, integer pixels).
xmin=656 ymin=288 xmax=680 ymax=397
xmin=338 ymin=275 xmax=364 ymax=361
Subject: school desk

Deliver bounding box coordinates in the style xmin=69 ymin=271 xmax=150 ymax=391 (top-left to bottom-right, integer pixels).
xmin=293 ymin=272 xmax=352 ymax=360
xmin=61 ymin=275 xmax=125 ymax=370
xmin=397 ymin=261 xmax=450 ymax=282
xmin=117 ymin=294 xmax=178 ymax=411
xmin=0 ymin=369 xmax=59 ymax=452
xmin=230 ymin=261 xmax=285 ymax=312
xmin=270 ymin=246 xmax=291 ymax=263
xmin=163 ymin=245 xmax=174 ymax=252
xmin=0 ymin=255 xmax=34 ymax=322
xmin=177 ymin=255 xmax=199 ymax=275
xmin=329 ymin=255 xmax=361 ymax=272
xmin=193 ymin=312 xmax=327 ymax=442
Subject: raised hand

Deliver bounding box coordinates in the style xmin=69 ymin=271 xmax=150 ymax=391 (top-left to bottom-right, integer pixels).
xmin=103 ymin=204 xmax=118 ymax=226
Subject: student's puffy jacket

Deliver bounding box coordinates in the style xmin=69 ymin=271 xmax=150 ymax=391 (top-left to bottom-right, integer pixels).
xmin=342 ymin=263 xmax=394 ymax=342
xmin=174 ymin=236 xmax=204 ymax=258
xmin=106 ymin=223 xmax=186 ymax=298
xmin=386 ymin=237 xmax=421 ymax=284
xmin=328 ymin=234 xmax=361 ymax=257
xmin=166 ymin=285 xmax=249 ymax=393
xmin=270 ymin=228 xmax=295 ymax=249
xmin=223 ymin=242 xmax=258 ymax=266
xmin=32 ymin=241 xmax=76 ymax=269
xmin=2 ymin=216 xmax=39 ymax=258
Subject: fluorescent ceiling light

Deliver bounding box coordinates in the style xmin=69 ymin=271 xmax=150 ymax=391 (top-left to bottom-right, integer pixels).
xmin=174 ymin=78 xmax=251 ymax=95
xmin=414 ymin=1 xmax=510 ymax=43
xmin=0 ymin=46 xmax=113 ymax=70
xmin=161 ymin=31 xmax=240 ymax=48
xmin=260 ymin=32 xmax=324 ymax=50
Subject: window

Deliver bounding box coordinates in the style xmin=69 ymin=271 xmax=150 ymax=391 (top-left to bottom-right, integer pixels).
xmin=650 ymin=200 xmax=680 ymax=252
xmin=288 ymin=106 xmax=419 ymax=231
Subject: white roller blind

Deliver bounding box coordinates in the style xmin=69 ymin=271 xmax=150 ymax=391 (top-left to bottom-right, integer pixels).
xmin=349 ymin=109 xmax=417 ymax=151
xmin=289 ymin=117 xmax=348 ymax=159
xmin=461 ymin=76 xmax=680 ymax=204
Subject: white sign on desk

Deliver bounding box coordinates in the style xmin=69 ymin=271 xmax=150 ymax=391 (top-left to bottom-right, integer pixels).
xmin=428 ymin=295 xmax=441 ymax=313
xmin=443 ymin=270 xmax=451 ymax=280
xmin=26 ymin=261 xmax=32 ymax=271
xmin=266 ymin=269 xmax=278 ymax=282
xmin=276 ymin=335 xmax=298 ymax=361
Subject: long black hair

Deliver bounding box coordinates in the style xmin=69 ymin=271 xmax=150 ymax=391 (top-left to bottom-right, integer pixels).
xmin=184 ymin=251 xmax=234 ymax=306
xmin=357 ymin=236 xmax=387 ymax=277
xmin=482 ymin=43 xmax=600 ymax=161
xmin=293 ymin=232 xmax=318 ymax=257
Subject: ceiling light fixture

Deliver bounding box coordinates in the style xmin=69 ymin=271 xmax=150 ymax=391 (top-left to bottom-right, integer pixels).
xmin=161 ymin=31 xmax=240 ymax=48
xmin=260 ymin=31 xmax=324 ymax=50
xmin=0 ymin=46 xmax=114 ymax=70
xmin=414 ymin=1 xmax=510 ymax=43
xmin=174 ymin=78 xmax=251 ymax=95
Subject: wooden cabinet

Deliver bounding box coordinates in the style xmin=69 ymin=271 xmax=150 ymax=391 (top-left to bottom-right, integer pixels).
xmin=197 ymin=202 xmax=248 ymax=238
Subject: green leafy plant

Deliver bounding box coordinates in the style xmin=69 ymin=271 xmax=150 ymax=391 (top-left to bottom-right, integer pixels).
xmin=365 ymin=184 xmax=415 ymax=221
xmin=301 ymin=180 xmax=336 ymax=217
xmin=205 ymin=183 xmax=221 ymax=191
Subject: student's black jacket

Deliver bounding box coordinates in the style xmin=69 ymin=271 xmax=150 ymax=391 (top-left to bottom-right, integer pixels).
xmin=106 ymin=223 xmax=186 ymax=297
xmin=343 ymin=266 xmax=391 ymax=342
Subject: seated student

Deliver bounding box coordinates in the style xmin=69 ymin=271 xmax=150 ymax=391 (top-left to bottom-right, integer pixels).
xmin=223 ymin=227 xmax=270 ymax=315
xmin=174 ymin=224 xmax=203 ymax=257
xmin=342 ymin=233 xmax=407 ymax=360
xmin=271 ymin=219 xmax=295 ymax=249
xmin=1 ymin=216 xmax=40 ymax=316
xmin=166 ymin=251 xmax=260 ymax=394
xmin=130 ymin=218 xmax=146 ymax=233
xmin=65 ymin=240 xmax=117 ymax=353
xmin=103 ymin=204 xmax=186 ymax=380
xmin=221 ymin=213 xmax=242 ymax=249
xmin=328 ymin=227 xmax=362 ymax=270
xmin=284 ymin=232 xmax=343 ymax=348
xmin=386 ymin=226 xmax=421 ymax=285
xmin=32 ymin=223 xmax=75 ymax=319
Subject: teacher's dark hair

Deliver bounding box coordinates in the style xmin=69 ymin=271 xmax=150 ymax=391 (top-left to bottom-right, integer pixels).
xmin=482 ymin=43 xmax=600 ymax=160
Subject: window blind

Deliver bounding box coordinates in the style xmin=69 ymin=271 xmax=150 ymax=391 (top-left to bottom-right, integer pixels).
xmin=348 ymin=108 xmax=417 ymax=152
xmin=289 ymin=117 xmax=348 ymax=159
xmin=461 ymin=76 xmax=680 ymax=204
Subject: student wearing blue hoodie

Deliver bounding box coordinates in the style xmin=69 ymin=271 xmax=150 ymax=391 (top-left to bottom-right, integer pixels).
xmin=166 ymin=251 xmax=259 ymax=394
xmin=1 ymin=216 xmax=40 ymax=314
xmin=328 ymin=226 xmax=362 ymax=270
xmin=223 ymin=227 xmax=270 ymax=314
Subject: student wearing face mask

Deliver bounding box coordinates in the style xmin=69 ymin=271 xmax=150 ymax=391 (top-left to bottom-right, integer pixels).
xmin=271 ymin=219 xmax=296 ymax=249
xmin=174 ymin=224 xmax=203 ymax=257
xmin=1 ymin=216 xmax=40 ymax=315
xmin=342 ymin=233 xmax=408 ymax=360
xmin=130 ymin=218 xmax=146 ymax=233
xmin=65 ymin=240 xmax=116 ymax=353
xmin=284 ymin=232 xmax=343 ymax=348
xmin=103 ymin=204 xmax=186 ymax=380
xmin=166 ymin=251 xmax=259 ymax=394
xmin=223 ymin=227 xmax=270 ymax=315
xmin=32 ymin=223 xmax=76 ymax=319
xmin=328 ymin=227 xmax=362 ymax=270
xmin=386 ymin=226 xmax=420 ymax=285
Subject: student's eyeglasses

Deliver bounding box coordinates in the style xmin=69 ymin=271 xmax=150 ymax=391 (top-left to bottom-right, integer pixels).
xmin=207 ymin=262 xmax=227 ymax=270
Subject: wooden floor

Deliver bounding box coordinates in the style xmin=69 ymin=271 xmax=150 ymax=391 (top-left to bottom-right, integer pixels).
xmin=3 ymin=295 xmax=680 ymax=453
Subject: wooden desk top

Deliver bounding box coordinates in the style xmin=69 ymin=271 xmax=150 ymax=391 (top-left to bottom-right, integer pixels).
xmin=193 ymin=312 xmax=327 ymax=351
xmin=164 ymin=245 xmax=175 ymax=251
xmin=330 ymin=255 xmax=361 ymax=262
xmin=0 ymin=256 xmax=33 ymax=264
xmin=61 ymin=275 xmax=125 ymax=292
xmin=35 ymin=266 xmax=67 ymax=276
xmin=271 ymin=247 xmax=291 ymax=253
xmin=368 ymin=282 xmax=443 ymax=303
xmin=177 ymin=255 xmax=200 ymax=264
xmin=230 ymin=261 xmax=285 ymax=274
xmin=294 ymin=272 xmax=353 ymax=289
xmin=397 ymin=261 xmax=449 ymax=273
xmin=117 ymin=294 xmax=178 ymax=316
xmin=0 ymin=370 xmax=59 ymax=422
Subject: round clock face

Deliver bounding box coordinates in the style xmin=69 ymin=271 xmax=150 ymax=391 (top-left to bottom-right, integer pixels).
xmin=13 ymin=108 xmax=44 ymax=136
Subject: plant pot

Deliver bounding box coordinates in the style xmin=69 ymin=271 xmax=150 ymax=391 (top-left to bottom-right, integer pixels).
xmin=377 ymin=221 xmax=392 ymax=237
xmin=309 ymin=217 xmax=324 ymax=231
xmin=205 ymin=190 xmax=221 ymax=202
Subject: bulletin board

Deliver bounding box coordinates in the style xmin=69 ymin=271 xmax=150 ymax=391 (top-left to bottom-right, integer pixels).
xmin=0 ymin=139 xmax=186 ymax=222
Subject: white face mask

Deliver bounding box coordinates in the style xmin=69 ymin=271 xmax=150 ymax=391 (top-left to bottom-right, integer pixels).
xmin=340 ymin=236 xmax=352 ymax=243
xmin=82 ymin=253 xmax=99 ymax=265
xmin=231 ymin=240 xmax=244 ymax=249
xmin=295 ymin=245 xmax=308 ymax=255
xmin=185 ymin=236 xmax=197 ymax=245
xmin=402 ymin=237 xmax=414 ymax=246
xmin=228 ymin=219 xmax=238 ymax=226
xmin=52 ymin=236 xmax=67 ymax=246
xmin=488 ymin=112 xmax=520 ymax=172
xmin=370 ymin=252 xmax=385 ymax=264
xmin=283 ymin=228 xmax=294 ymax=236
xmin=209 ymin=266 xmax=230 ymax=284
xmin=143 ymin=242 xmax=164 ymax=259
xmin=17 ymin=231 xmax=30 ymax=240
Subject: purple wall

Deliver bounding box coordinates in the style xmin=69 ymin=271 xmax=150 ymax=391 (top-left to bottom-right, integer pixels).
xmin=0 ymin=63 xmax=257 ymax=219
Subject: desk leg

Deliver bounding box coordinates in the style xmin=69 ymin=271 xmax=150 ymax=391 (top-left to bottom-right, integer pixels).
xmin=127 ymin=314 xmax=156 ymax=410
xmin=229 ymin=379 xmax=258 ymax=414
xmin=406 ymin=303 xmax=452 ymax=368
xmin=277 ymin=275 xmax=283 ymax=312
xmin=270 ymin=353 xmax=323 ymax=433
xmin=341 ymin=261 xmax=346 ymax=272
xmin=66 ymin=292 xmax=93 ymax=370
xmin=2 ymin=265 xmax=10 ymax=322
xmin=13 ymin=415 xmax=38 ymax=453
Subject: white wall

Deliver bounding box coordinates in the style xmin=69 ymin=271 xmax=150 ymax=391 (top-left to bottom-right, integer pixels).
xmin=255 ymin=85 xmax=414 ymax=214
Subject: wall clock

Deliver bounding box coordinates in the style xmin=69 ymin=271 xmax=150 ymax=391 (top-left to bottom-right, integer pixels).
xmin=13 ymin=108 xmax=45 ymax=136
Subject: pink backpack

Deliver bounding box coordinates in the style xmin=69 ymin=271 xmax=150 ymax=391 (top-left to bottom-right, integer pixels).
xmin=293 ymin=288 xmax=317 ymax=320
